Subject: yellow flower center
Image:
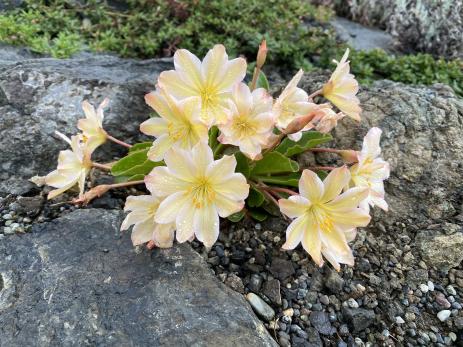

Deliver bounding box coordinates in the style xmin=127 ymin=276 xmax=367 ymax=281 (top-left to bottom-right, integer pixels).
xmin=168 ymin=121 xmax=193 ymax=142
xmin=189 ymin=177 xmax=216 ymax=208
xmin=232 ymin=116 xmax=257 ymax=138
xmin=307 ymin=204 xmax=334 ymax=234
xmin=200 ymin=86 xmax=218 ymax=109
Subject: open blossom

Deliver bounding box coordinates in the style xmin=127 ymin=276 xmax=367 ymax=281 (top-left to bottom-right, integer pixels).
xmin=218 ymin=83 xmax=274 ymax=160
xmin=322 ymin=48 xmax=361 ymax=121
xmin=279 ymin=167 xmax=370 ymax=270
xmin=44 ymin=132 xmax=93 ymax=200
xmin=349 ymin=127 xmax=390 ymax=211
xmin=77 ymin=98 xmax=109 ymax=152
xmin=145 ymin=142 xmax=249 ymax=248
xmin=140 ymin=89 xmax=208 ymax=161
xmin=158 ymin=44 xmax=246 ymax=126
xmin=274 ymin=69 xmax=316 ymax=137
xmin=121 ymin=194 xmax=176 ymax=247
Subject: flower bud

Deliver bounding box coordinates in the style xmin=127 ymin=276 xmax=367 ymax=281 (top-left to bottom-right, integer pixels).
xmin=283 ymin=113 xmax=317 ymax=135
xmin=339 ymin=150 xmax=358 ymax=164
xmin=256 ymin=39 xmax=268 ymax=68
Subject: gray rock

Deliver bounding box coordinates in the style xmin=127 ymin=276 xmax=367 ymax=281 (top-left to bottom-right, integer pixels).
xmin=246 ymin=293 xmax=276 ymax=322
xmin=0 ymin=47 xmax=173 ymax=195
xmin=325 ymin=268 xmax=344 ymax=293
xmin=262 ymin=278 xmax=282 ymax=306
xmin=0 ymin=209 xmax=276 ymax=346
xmin=416 ymin=231 xmax=463 ymax=273
xmin=342 ymin=307 xmax=376 ymax=333
xmin=269 ymin=258 xmax=295 ymax=281
xmin=309 ymin=311 xmax=334 ymax=336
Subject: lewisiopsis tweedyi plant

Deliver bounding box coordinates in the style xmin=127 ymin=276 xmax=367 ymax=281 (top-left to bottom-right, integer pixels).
xmin=32 ymin=42 xmax=390 ymax=271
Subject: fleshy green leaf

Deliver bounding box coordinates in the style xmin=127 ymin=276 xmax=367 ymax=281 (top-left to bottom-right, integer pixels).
xmin=228 ymin=210 xmax=245 ymax=222
xmin=316 ymin=170 xmax=328 ymax=180
xmin=247 ymin=188 xmax=266 ymax=208
xmin=249 ymin=209 xmax=268 ymax=221
xmin=235 ymin=152 xmax=251 ymax=178
xmin=254 ymin=172 xmax=301 ymax=187
xmin=250 ymin=151 xmax=299 ymax=176
xmin=129 ymin=141 xmax=152 ymax=153
xmin=111 ymin=148 xmax=163 ymax=181
xmin=114 ymin=173 xmax=145 ymax=183
xmin=208 ymin=126 xmax=219 ymax=149
xmin=276 ymin=131 xmax=332 ymax=157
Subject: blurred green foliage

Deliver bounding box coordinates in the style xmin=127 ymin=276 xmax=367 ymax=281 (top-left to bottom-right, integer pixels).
xmin=0 ymin=0 xmax=461 ymax=95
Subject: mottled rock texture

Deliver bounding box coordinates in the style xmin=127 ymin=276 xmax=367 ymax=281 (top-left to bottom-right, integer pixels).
xmin=0 ymin=52 xmax=172 ymax=195
xmin=0 ymin=209 xmax=277 ymax=347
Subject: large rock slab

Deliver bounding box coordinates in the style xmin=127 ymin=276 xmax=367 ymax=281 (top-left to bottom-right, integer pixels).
xmin=0 ymin=50 xmax=172 ymax=195
xmin=0 ymin=209 xmax=276 ymax=346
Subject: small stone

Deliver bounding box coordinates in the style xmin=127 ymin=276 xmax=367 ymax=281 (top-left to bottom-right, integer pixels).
xmin=282 ymin=308 xmax=294 ymax=317
xmin=347 ymin=298 xmax=359 ymax=308
xmin=446 ymin=285 xmax=457 ymax=296
xmin=405 ymin=312 xmax=415 ymax=321
xmin=3 ymin=226 xmax=14 ymax=235
xmin=437 ymin=310 xmax=451 ymax=322
xmin=2 ymin=213 xmax=13 ymax=220
xmin=382 ymin=329 xmax=390 ymax=337
xmin=325 ymin=269 xmax=344 ymax=293
xmin=225 ymin=274 xmax=245 ymax=294
xmin=449 ymin=332 xmax=457 ymax=342
xmin=4 ymin=220 xmax=12 ymax=226
xmin=395 ymin=316 xmax=405 ymax=324
xmin=419 ymin=284 xmax=429 ymax=293
xmin=269 ymin=258 xmax=295 ymax=281
xmin=342 ymin=308 xmax=375 ymax=333
xmin=246 ymin=293 xmax=275 ymax=321
xmin=309 ymin=311 xmax=334 ymax=335
xmin=435 ymin=293 xmax=451 ymax=308
xmin=248 ymin=274 xmax=263 ymax=292
xmin=454 ymin=317 xmax=463 ymax=329
xmin=427 ymin=281 xmax=435 ymax=291
xmin=320 ymin=295 xmax=330 ymax=305
xmin=262 ymin=279 xmax=281 ymax=306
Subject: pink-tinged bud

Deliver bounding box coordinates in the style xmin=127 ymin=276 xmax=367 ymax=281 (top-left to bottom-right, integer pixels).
xmin=256 ymin=39 xmax=268 ymax=68
xmin=339 ymin=150 xmax=358 ymax=164
xmin=283 ymin=113 xmax=317 ymax=135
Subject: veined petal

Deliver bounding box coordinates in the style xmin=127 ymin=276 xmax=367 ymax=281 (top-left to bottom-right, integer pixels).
xmin=178 ymin=96 xmax=202 ymax=122
xmin=279 ymin=195 xmax=310 ymax=218
xmin=147 ymin=135 xmax=174 ymax=162
xmin=361 ymin=127 xmax=382 ymax=159
xmin=330 ymin=208 xmax=371 ymax=227
xmin=321 ymin=166 xmax=351 ymax=203
xmin=299 ymin=170 xmax=324 ymax=202
xmin=45 ymin=170 xmax=76 ymax=188
xmin=281 ymin=215 xmax=306 ymax=250
xmin=192 ymin=142 xmax=214 ymax=173
xmin=201 ymin=44 xmax=228 ymax=88
xmin=325 ymin=187 xmax=369 ymax=211
xmin=140 ymin=117 xmax=168 ymax=137
xmin=215 ymin=193 xmax=244 ymax=218
xmin=215 ymin=173 xmax=249 ymax=201
xmin=216 ymin=57 xmax=247 ymax=91
xmin=81 ymin=100 xmax=97 ymax=122
xmin=145 ymin=166 xmax=190 ymax=196
xmin=176 ymin=201 xmax=196 ymax=243
xmin=232 ymin=83 xmax=252 ymax=116
xmin=47 ymin=180 xmax=76 ymax=200
xmin=131 ymin=218 xmax=155 ymax=246
xmin=145 ymin=91 xmax=176 ymax=121
xmin=319 ymin=226 xmax=350 ymax=254
xmin=206 ymin=154 xmax=236 ymax=184
xmin=155 ymin=191 xmax=190 ymax=224
xmin=174 ymin=49 xmax=203 ymax=90
xmin=193 ymin=204 xmax=220 ymax=248
xmin=301 ymin=222 xmax=323 ymax=266
xmin=163 ymin=148 xmax=196 ymax=181
xmin=152 ymin=223 xmax=175 ymax=248
xmin=158 ymin=70 xmax=197 ymax=99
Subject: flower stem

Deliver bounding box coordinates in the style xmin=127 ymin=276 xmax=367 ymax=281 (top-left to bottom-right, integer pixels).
xmin=268 ymin=186 xmax=298 ymax=196
xmin=308 ymin=148 xmax=339 ymax=154
xmin=213 ymin=143 xmax=226 ymax=159
xmin=106 ymin=134 xmax=132 ymax=148
xmin=92 ymin=162 xmax=111 ymax=171
xmin=308 ymin=89 xmax=322 ymax=101
xmin=72 ymin=180 xmax=145 ymax=205
xmin=306 ymin=166 xmax=337 ymax=171
xmin=250 ymin=66 xmax=261 ymax=91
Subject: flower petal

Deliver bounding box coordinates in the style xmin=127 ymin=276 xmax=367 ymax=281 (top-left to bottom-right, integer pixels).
xmin=301 ymin=222 xmax=323 ymax=266
xmin=201 ymin=44 xmax=228 ymax=88
xmin=206 ymin=154 xmax=236 ymax=183
xmin=158 ymin=70 xmax=197 ymax=99
xmin=145 ymin=167 xmax=190 ymax=197
xmin=152 ymin=223 xmax=175 ymax=248
xmin=215 ymin=173 xmax=249 ymax=201
xmin=279 ymin=195 xmax=310 ymax=218
xmin=194 ymin=204 xmax=220 ymax=248
xmin=215 ymin=193 xmax=244 ymax=218
xmin=321 ymin=166 xmax=351 ymax=203
xmin=192 ymin=142 xmax=214 ymax=173
xmin=176 ymin=201 xmax=196 ymax=243
xmin=329 ymin=208 xmax=371 ymax=227
xmin=174 ymin=49 xmax=203 ymax=90
xmin=299 ymin=170 xmax=324 ymax=202
xmin=281 ymin=215 xmax=306 ymax=250
xmin=155 ymin=191 xmax=189 ymax=224
xmin=325 ymin=187 xmax=369 ymax=211
xmin=147 ymin=135 xmax=174 ymax=162
xmin=140 ymin=117 xmax=168 ymax=137
xmin=131 ymin=218 xmax=155 ymax=246
xmin=216 ymin=57 xmax=247 ymax=91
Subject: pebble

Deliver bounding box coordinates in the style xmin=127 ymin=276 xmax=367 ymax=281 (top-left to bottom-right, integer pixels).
xmin=436 ymin=310 xmax=451 ymax=322
xmin=446 ymin=285 xmax=456 ymax=296
xmin=395 ymin=316 xmax=405 ymax=324
xmin=427 ymin=281 xmax=435 ymax=291
xmin=435 ymin=292 xmax=451 ymax=308
xmin=3 ymin=226 xmax=14 ymax=235
xmin=449 ymin=332 xmax=457 ymax=342
xmin=320 ymin=295 xmax=330 ymax=305
xmin=2 ymin=213 xmax=13 ymax=220
xmin=419 ymin=284 xmax=429 ymax=293
xmin=347 ymin=298 xmax=359 ymax=308
xmin=246 ymin=293 xmax=275 ymax=321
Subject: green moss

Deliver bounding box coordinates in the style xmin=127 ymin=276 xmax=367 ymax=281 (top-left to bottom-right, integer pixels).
xmin=0 ymin=0 xmax=461 ymax=95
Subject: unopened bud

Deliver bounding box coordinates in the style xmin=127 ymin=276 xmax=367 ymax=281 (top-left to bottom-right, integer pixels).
xmin=283 ymin=113 xmax=317 ymax=135
xmin=256 ymin=39 xmax=268 ymax=68
xmin=339 ymin=150 xmax=358 ymax=164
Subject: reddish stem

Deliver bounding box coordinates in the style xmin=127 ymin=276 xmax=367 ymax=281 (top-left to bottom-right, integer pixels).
xmin=106 ymin=134 xmax=132 ymax=148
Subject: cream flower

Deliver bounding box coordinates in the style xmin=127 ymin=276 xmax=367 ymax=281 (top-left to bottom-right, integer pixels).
xmin=314 ymin=111 xmax=345 ymax=134
xmin=77 ymin=98 xmax=109 ymax=153
xmin=218 ymin=83 xmax=274 ymax=160
xmin=121 ymin=194 xmax=176 ymax=247
xmin=45 ymin=132 xmax=92 ymax=200
xmin=350 ymin=127 xmax=390 ymax=211
xmin=158 ymin=45 xmax=247 ymax=126
xmin=274 ymin=69 xmax=316 ymax=137
xmin=279 ymin=167 xmax=371 ymax=270
xmin=322 ymin=48 xmax=361 ymax=121
xmin=145 ymin=142 xmax=249 ymax=248
xmin=140 ymin=89 xmax=208 ymax=161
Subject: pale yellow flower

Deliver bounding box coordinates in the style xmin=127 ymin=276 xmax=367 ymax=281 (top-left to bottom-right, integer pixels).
xmin=140 ymin=89 xmax=208 ymax=161
xmin=322 ymin=48 xmax=361 ymax=121
xmin=274 ymin=69 xmax=316 ymax=137
xmin=77 ymin=98 xmax=109 ymax=153
xmin=45 ymin=132 xmax=92 ymax=199
xmin=158 ymin=45 xmax=247 ymax=126
xmin=145 ymin=142 xmax=249 ymax=248
xmin=121 ymin=194 xmax=176 ymax=247
xmin=218 ymin=83 xmax=274 ymax=160
xmin=350 ymin=127 xmax=390 ymax=211
xmin=315 ymin=111 xmax=345 ymax=134
xmin=279 ymin=167 xmax=370 ymax=270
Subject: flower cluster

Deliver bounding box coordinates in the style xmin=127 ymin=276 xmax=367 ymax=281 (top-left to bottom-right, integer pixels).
xmin=34 ymin=43 xmax=390 ymax=270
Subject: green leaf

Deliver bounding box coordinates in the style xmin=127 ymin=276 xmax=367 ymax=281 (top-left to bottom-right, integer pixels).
xmin=235 ymin=152 xmax=250 ymax=178
xmin=208 ymin=126 xmax=219 ymax=149
xmin=129 ymin=141 xmax=152 ymax=153
xmin=247 ymin=188 xmax=265 ymax=208
xmin=250 ymin=151 xmax=299 ymax=176
xmin=111 ymin=148 xmax=163 ymax=181
xmin=316 ymin=170 xmax=328 ymax=180
xmin=276 ymin=131 xmax=332 ymax=157
xmin=228 ymin=210 xmax=245 ymax=222
xmin=256 ymin=70 xmax=270 ymax=90
xmin=114 ymin=173 xmax=145 ymax=183
xmin=254 ymin=172 xmax=301 ymax=187
xmin=249 ymin=209 xmax=268 ymax=221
